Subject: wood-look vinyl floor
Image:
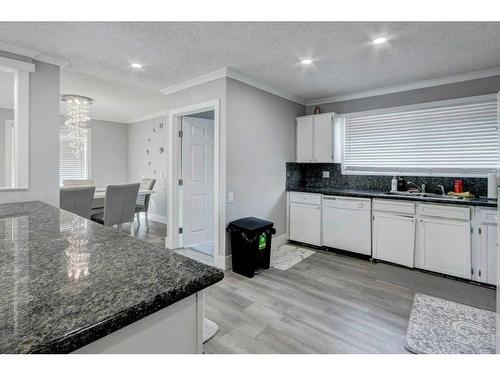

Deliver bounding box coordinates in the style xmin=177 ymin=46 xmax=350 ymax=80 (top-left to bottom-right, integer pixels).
xmin=203 ymin=251 xmax=496 ymax=354
xmin=118 ymin=220 xmax=496 ymax=354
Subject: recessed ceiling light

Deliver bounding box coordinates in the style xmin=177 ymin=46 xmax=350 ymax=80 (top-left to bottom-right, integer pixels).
xmin=301 ymin=59 xmax=313 ymax=65
xmin=131 ymin=63 xmax=143 ymax=68
xmin=373 ymin=37 xmax=387 ymax=45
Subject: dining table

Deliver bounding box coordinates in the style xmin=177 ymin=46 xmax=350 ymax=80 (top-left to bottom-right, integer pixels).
xmin=92 ymin=188 xmax=155 ymax=209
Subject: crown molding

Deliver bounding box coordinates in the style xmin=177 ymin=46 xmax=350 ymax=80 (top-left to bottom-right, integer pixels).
xmin=0 ymin=56 xmax=35 ymax=73
xmin=127 ymin=110 xmax=168 ymax=124
xmin=160 ymin=68 xmax=227 ymax=96
xmin=0 ymin=40 xmax=69 ymax=67
xmin=161 ymin=67 xmax=306 ymax=105
xmin=306 ymin=67 xmax=500 ymax=106
xmin=225 ymin=68 xmax=306 ymax=105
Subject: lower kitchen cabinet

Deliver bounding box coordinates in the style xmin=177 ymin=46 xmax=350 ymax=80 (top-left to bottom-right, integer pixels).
xmin=289 ymin=193 xmax=322 ymax=246
xmin=473 ymin=208 xmax=497 ymax=285
xmin=373 ymin=212 xmax=415 ymax=267
xmin=417 ymin=216 xmax=471 ymax=279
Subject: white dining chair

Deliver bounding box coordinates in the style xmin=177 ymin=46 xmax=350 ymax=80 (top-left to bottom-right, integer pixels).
xmin=63 ymin=179 xmax=95 ymax=187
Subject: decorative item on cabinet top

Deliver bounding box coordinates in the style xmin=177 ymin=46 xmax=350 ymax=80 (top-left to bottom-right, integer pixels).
xmin=145 ymin=121 xmax=167 ymax=178
xmin=313 ymin=105 xmax=321 ymax=114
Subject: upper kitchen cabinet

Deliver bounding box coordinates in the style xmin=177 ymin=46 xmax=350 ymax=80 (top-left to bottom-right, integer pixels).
xmin=296 ymin=113 xmax=335 ymax=163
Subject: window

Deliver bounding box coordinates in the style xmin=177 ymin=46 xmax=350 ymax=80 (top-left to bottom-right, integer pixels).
xmin=342 ymin=96 xmax=498 ymax=176
xmin=59 ymin=128 xmax=91 ymax=186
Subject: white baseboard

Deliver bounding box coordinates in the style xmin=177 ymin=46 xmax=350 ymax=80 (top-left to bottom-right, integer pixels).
xmin=148 ymin=214 xmax=168 ymax=224
xmin=215 ymin=255 xmax=232 ymax=270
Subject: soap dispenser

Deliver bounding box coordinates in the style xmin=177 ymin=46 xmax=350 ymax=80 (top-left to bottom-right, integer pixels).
xmin=391 ymin=176 xmax=398 ymax=192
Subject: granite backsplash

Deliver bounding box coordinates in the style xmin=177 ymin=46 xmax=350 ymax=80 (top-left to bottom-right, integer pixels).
xmin=286 ymin=163 xmax=488 ymax=197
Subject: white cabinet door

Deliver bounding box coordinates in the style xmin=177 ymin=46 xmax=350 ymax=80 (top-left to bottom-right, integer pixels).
xmin=373 ymin=212 xmax=415 ymax=267
xmin=313 ymin=113 xmax=333 ymax=162
xmin=289 ymin=202 xmax=321 ymax=246
xmin=478 ymin=223 xmax=497 ymax=285
xmin=296 ymin=116 xmax=314 ymax=162
xmin=417 ymin=217 xmax=471 ymax=279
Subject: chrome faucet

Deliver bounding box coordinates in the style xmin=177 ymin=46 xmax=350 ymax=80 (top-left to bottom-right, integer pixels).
xmin=407 ymin=181 xmax=422 ymax=192
xmin=437 ymin=184 xmax=446 ymax=196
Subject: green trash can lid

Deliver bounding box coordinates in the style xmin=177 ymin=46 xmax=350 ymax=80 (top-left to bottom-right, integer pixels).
xmin=227 ymin=217 xmax=274 ymax=234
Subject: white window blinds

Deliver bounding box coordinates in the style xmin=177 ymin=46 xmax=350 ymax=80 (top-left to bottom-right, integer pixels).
xmin=59 ymin=128 xmax=91 ymax=186
xmin=343 ymin=98 xmax=498 ymax=176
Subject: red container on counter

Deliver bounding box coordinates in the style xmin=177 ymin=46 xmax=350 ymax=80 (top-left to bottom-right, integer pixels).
xmin=454 ymin=180 xmax=464 ymax=193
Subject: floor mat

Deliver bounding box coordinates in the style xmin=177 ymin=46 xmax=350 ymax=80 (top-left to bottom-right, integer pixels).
xmin=203 ymin=318 xmax=220 ymax=343
xmin=405 ymin=293 xmax=496 ymax=354
xmin=271 ymin=244 xmax=315 ymax=271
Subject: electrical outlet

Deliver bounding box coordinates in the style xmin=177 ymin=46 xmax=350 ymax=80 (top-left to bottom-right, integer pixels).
xmin=322 ymin=171 xmax=330 ymax=178
xmin=228 ymin=192 xmax=234 ymax=203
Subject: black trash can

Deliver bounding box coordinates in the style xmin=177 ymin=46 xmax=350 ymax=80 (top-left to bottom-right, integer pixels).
xmin=227 ymin=217 xmax=276 ymax=278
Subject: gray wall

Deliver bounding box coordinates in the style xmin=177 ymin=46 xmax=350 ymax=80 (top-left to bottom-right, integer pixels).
xmin=226 ymin=78 xmax=305 ymax=237
xmin=306 ymin=75 xmax=500 ymax=114
xmin=128 ymin=115 xmax=168 ymax=220
xmin=0 ymin=108 xmax=14 ymax=187
xmin=128 ymin=78 xmax=305 ymax=255
xmin=60 ymin=117 xmax=129 ymax=187
xmin=128 ymin=77 xmax=227 ymax=226
xmin=0 ymin=60 xmax=60 ymax=206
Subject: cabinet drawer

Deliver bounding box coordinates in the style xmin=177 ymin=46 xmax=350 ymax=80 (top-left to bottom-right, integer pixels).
xmin=417 ymin=204 xmax=470 ymax=221
xmin=480 ymin=209 xmax=497 ymax=224
xmin=373 ymin=199 xmax=415 ymax=215
xmin=289 ymin=192 xmax=321 ymax=205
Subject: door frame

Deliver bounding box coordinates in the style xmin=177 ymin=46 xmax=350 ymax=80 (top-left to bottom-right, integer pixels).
xmin=166 ymin=99 xmax=224 ymax=268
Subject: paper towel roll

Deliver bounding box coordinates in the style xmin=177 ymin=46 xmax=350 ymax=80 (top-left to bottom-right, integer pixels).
xmin=487 ymin=173 xmax=497 ymax=199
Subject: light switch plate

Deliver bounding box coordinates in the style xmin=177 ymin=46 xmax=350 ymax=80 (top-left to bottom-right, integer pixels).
xmin=322 ymin=171 xmax=330 ymax=178
xmin=228 ymin=192 xmax=234 ymax=203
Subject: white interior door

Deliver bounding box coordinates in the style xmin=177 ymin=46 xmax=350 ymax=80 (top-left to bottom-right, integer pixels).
xmin=181 ymin=116 xmax=214 ymax=252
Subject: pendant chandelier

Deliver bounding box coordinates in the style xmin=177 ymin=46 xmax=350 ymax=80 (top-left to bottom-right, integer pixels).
xmin=61 ymin=95 xmax=94 ymax=157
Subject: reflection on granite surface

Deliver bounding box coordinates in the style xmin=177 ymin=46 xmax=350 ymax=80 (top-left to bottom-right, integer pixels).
xmin=63 ymin=217 xmax=90 ymax=281
xmin=0 ymin=201 xmax=224 ymax=353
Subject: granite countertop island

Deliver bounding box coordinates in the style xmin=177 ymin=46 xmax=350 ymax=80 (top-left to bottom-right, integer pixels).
xmin=288 ymin=187 xmax=497 ymax=208
xmin=0 ymin=201 xmax=224 ymax=353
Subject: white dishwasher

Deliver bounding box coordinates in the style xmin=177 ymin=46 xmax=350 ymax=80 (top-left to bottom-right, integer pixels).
xmin=322 ymin=196 xmax=372 ymax=255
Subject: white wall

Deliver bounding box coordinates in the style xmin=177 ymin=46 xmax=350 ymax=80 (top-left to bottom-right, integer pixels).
xmin=59 ymin=117 xmax=129 ymax=188
xmin=0 ymin=108 xmax=14 ymax=187
xmin=0 ymin=59 xmax=60 ymax=206
xmin=226 ymin=78 xmax=305 ymax=237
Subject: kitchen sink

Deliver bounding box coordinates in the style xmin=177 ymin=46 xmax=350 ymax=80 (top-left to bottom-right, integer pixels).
xmin=384 ymin=191 xmax=463 ymax=200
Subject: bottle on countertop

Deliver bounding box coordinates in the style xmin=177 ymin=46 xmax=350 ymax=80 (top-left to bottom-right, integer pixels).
xmin=391 ymin=176 xmax=398 ymax=192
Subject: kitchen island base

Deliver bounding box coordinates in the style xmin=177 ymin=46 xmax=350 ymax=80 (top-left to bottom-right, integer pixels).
xmin=74 ymin=292 xmax=204 ymax=354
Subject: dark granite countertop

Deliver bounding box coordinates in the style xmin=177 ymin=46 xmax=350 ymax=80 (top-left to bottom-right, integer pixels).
xmin=0 ymin=201 xmax=224 ymax=353
xmin=288 ymin=187 xmax=497 ymax=208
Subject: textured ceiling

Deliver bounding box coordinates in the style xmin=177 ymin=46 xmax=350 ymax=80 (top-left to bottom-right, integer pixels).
xmin=0 ymin=22 xmax=499 ymax=122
